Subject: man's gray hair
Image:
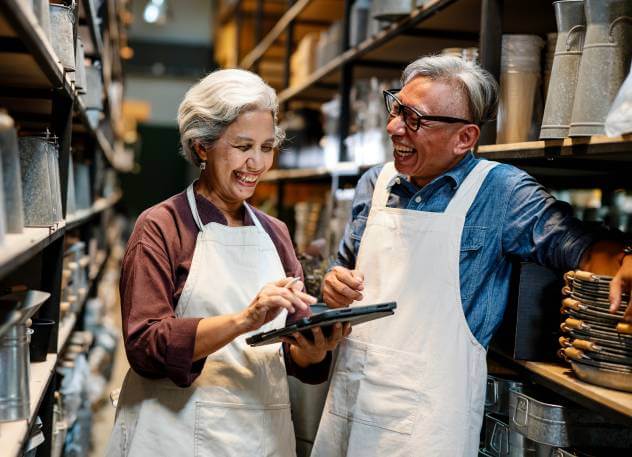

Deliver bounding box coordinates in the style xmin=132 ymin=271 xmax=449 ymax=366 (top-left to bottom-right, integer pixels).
xmin=177 ymin=69 xmax=285 ymax=166
xmin=402 ymin=55 xmax=498 ymax=126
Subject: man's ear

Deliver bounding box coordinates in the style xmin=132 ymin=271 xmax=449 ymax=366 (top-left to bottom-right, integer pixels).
xmin=454 ymin=124 xmax=480 ymax=156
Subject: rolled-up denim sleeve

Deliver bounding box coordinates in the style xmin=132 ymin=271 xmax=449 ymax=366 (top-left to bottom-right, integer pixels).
xmin=501 ymin=172 xmax=605 ymax=271
xmin=331 ymin=166 xmax=382 ymax=270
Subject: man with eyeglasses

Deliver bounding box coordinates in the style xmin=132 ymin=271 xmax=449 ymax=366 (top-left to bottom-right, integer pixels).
xmin=311 ymin=55 xmax=632 ymax=457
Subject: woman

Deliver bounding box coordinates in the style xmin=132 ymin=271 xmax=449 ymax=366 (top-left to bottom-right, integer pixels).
xmin=106 ymin=69 xmax=349 ymax=457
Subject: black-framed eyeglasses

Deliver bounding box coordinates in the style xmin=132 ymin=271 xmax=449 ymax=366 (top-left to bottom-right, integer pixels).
xmin=383 ymin=89 xmax=473 ymax=132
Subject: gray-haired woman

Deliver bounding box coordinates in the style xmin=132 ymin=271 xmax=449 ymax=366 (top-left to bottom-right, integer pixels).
xmin=106 ymin=69 xmax=349 ymax=457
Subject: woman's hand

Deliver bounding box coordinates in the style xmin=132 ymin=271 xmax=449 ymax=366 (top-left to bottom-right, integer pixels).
xmin=236 ymin=277 xmax=316 ymax=333
xmin=282 ymin=323 xmax=352 ymax=367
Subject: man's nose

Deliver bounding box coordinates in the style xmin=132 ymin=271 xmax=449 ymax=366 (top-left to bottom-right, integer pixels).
xmin=386 ymin=114 xmax=406 ymax=136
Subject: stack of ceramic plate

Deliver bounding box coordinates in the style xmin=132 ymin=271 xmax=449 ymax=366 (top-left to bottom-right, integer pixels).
xmin=559 ymin=270 xmax=632 ymax=392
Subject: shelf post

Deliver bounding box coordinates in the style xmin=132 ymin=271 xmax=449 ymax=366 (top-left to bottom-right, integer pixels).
xmin=337 ymin=0 xmax=353 ymax=162
xmin=479 ymin=0 xmax=503 ymax=146
xmin=283 ymin=0 xmax=296 ymax=93
xmin=253 ymin=0 xmax=264 ymax=74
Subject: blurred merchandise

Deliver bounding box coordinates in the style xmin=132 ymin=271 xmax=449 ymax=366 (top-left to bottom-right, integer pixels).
xmin=497 ymin=34 xmax=545 ymax=143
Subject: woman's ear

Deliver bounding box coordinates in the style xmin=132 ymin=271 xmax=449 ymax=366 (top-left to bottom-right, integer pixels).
xmin=454 ymin=124 xmax=480 ymax=155
xmin=193 ymin=142 xmax=208 ymax=162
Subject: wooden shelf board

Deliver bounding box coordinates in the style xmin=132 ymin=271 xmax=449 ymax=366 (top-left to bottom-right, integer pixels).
xmin=0 ymin=225 xmax=65 ymax=280
xmin=0 ymin=354 xmax=58 ymax=457
xmin=478 ymin=135 xmax=632 ymax=162
xmin=65 ymin=191 xmax=122 ymax=230
xmin=516 ymin=360 xmax=632 ymax=424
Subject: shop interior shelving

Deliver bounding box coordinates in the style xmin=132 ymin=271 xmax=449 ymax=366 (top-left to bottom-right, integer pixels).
xmin=225 ymin=0 xmax=632 ymax=426
xmin=0 ymin=1 xmax=127 ymax=455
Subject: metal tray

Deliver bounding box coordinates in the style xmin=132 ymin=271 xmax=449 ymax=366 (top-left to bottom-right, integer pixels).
xmin=571 ymin=360 xmax=632 ymax=393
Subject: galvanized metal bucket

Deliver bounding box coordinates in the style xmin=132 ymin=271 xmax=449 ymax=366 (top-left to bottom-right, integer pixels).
xmin=540 ymin=1 xmax=586 ymax=139
xmin=569 ymin=0 xmax=632 ymax=136
xmin=75 ymin=38 xmax=87 ymax=94
xmin=18 ymin=135 xmax=57 ymax=227
xmin=0 ymin=112 xmax=25 ymax=234
xmin=83 ymin=65 xmax=104 ymax=110
xmin=0 ymin=291 xmax=50 ymax=422
xmin=49 ymin=2 xmax=76 ymax=72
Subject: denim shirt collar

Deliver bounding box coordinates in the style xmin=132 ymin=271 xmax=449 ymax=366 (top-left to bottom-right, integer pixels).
xmin=388 ymin=152 xmax=478 ymax=194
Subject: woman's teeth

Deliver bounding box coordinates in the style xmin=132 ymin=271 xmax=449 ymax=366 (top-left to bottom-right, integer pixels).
xmin=234 ymin=171 xmax=258 ymax=184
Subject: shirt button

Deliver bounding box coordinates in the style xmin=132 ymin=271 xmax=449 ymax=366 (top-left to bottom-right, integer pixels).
xmin=415 ymin=196 xmax=422 ymax=203
xmin=395 ymin=177 xmax=401 ymax=184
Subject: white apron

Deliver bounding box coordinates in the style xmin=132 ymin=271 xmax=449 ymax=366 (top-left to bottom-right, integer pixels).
xmin=106 ymin=184 xmax=296 ymax=457
xmin=312 ymin=160 xmax=497 ymax=457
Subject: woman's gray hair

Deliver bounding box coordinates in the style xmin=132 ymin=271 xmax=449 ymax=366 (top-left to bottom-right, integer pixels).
xmin=402 ymin=55 xmax=498 ymax=126
xmin=177 ymin=69 xmax=285 ymax=166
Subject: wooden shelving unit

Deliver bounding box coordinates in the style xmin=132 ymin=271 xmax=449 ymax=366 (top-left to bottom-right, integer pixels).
xmin=0 ymin=2 xmax=128 ymax=455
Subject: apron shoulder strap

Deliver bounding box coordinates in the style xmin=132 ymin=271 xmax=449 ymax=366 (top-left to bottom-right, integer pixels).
xmin=371 ymin=162 xmax=398 ymax=209
xmin=244 ymin=203 xmax=265 ymax=231
xmin=186 ymin=184 xmax=205 ymax=232
xmin=445 ymin=160 xmax=498 ymax=215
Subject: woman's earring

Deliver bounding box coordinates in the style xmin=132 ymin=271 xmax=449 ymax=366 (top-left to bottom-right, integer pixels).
xmin=200 ymin=161 xmax=206 ymax=171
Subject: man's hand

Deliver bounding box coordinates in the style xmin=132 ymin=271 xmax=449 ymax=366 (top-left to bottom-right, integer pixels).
xmin=610 ymin=256 xmax=632 ymax=322
xmin=322 ymin=266 xmax=364 ymax=308
xmin=580 ymin=240 xmax=632 ymax=322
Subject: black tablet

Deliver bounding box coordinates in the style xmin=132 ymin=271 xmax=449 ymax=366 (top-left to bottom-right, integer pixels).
xmin=245 ymin=302 xmax=397 ymax=346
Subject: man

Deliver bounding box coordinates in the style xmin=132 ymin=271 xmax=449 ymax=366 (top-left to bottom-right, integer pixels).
xmin=310 ymin=55 xmax=632 ymax=457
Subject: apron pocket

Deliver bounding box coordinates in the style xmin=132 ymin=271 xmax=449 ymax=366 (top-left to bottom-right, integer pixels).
xmin=194 ymin=401 xmax=292 ymax=457
xmin=329 ymin=339 xmax=425 ymax=435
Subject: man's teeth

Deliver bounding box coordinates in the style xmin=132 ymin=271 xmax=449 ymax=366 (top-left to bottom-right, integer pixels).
xmin=235 ymin=172 xmax=257 ymax=183
xmin=394 ymin=146 xmax=415 ymax=155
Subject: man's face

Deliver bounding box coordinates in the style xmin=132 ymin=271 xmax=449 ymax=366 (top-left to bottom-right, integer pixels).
xmin=386 ymin=76 xmax=473 ymax=187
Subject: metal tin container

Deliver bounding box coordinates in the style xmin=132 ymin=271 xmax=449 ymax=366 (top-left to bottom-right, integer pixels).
xmin=509 ymin=387 xmax=632 ymax=448
xmin=0 ymin=111 xmax=24 ymax=233
xmin=483 ymin=412 xmax=536 ymax=456
xmin=569 ymin=0 xmax=632 ymax=136
xmin=486 ymin=375 xmax=525 ymax=416
xmin=49 ymin=2 xmax=76 ymax=72
xmin=540 ymin=1 xmax=586 ymax=139
xmin=0 ymin=291 xmax=50 ymax=422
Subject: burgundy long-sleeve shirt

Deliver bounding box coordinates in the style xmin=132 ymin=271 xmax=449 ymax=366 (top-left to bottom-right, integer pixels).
xmin=120 ymin=187 xmax=330 ymax=387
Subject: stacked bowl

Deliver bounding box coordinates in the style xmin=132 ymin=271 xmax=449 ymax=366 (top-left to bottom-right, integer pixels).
xmin=559 ymin=270 xmax=632 ymax=392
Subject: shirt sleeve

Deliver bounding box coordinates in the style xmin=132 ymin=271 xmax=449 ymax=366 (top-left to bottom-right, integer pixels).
xmin=120 ymin=242 xmax=204 ymax=387
xmin=332 ymin=166 xmax=381 ymax=270
xmin=500 ymin=171 xmax=605 ymax=271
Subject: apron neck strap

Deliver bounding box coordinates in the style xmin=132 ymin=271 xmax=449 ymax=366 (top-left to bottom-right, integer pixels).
xmin=186 ymin=184 xmax=205 ymax=232
xmin=445 ymin=160 xmax=498 ymax=215
xmin=371 ymin=162 xmax=398 ymax=209
xmin=244 ymin=202 xmax=265 ymax=231
xmin=186 ymin=184 xmax=265 ymax=232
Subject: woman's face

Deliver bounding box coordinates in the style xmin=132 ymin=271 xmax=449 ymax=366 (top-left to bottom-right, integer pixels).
xmin=202 ymin=110 xmax=276 ymax=205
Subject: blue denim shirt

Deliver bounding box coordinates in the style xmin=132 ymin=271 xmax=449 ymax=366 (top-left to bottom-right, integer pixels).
xmin=333 ymin=152 xmax=600 ymax=348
